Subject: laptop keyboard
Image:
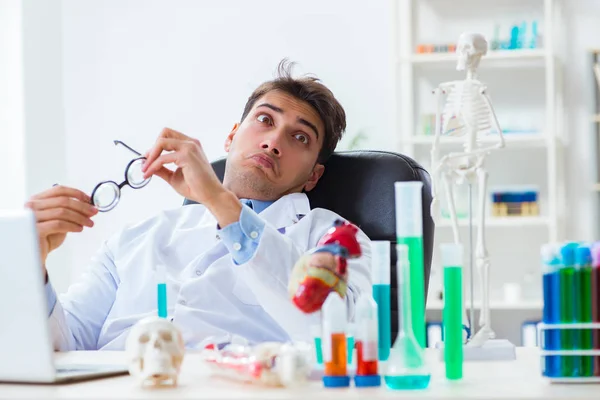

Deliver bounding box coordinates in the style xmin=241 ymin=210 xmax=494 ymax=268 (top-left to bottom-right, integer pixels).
xmin=56 ymin=364 xmax=128 ymax=375
xmin=57 ymin=367 xmax=99 ymax=373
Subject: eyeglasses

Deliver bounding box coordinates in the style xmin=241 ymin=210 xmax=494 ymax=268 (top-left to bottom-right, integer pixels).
xmin=90 ymin=140 xmax=151 ymax=212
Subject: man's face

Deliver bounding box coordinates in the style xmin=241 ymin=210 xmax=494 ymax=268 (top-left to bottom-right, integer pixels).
xmin=223 ymin=90 xmax=325 ymax=201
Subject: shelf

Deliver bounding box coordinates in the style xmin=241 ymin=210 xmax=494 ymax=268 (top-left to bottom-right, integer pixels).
xmin=592 ymin=114 xmax=600 ymax=123
xmin=593 ymin=183 xmax=600 ymax=192
xmin=405 ymin=49 xmax=548 ymax=65
xmin=426 ymin=300 xmax=543 ymax=311
xmin=436 ymin=216 xmax=550 ymax=228
xmin=409 ymin=134 xmax=547 ymax=148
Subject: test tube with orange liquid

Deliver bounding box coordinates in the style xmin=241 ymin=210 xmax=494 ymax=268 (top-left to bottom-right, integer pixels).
xmin=322 ymin=293 xmax=350 ymax=388
xmin=354 ymin=294 xmax=381 ymax=387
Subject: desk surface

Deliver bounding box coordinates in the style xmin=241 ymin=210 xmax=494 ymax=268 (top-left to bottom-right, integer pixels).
xmin=1 ymin=348 xmax=598 ymax=399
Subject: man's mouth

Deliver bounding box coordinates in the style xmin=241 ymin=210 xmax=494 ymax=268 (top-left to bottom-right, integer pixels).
xmin=251 ymin=154 xmax=275 ymax=171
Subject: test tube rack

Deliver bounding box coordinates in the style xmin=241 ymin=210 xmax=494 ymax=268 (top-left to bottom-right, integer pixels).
xmin=538 ymin=322 xmax=600 ymax=383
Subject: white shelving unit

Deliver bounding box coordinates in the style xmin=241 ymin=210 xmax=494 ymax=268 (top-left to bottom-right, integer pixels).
xmin=391 ymin=0 xmax=565 ymax=316
xmin=407 ymin=48 xmax=547 ymax=64
xmin=435 ymin=215 xmax=550 ymax=228
xmin=427 ymin=299 xmax=543 ymax=311
xmin=591 ymin=52 xmax=600 ymax=233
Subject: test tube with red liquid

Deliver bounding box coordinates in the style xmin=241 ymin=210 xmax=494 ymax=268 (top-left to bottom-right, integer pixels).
xmin=322 ymin=292 xmax=350 ymax=388
xmin=354 ymin=294 xmax=381 ymax=387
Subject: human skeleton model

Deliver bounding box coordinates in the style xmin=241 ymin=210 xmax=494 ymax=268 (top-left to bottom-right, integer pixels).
xmin=430 ymin=33 xmax=505 ymax=346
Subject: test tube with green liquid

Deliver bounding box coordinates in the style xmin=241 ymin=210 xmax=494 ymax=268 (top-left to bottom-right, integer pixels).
xmin=394 ymin=181 xmax=426 ymax=348
xmin=575 ymin=244 xmax=593 ymax=377
xmin=559 ymin=243 xmax=578 ymax=377
xmin=384 ymin=244 xmax=430 ymax=390
xmin=441 ymin=243 xmax=463 ymax=380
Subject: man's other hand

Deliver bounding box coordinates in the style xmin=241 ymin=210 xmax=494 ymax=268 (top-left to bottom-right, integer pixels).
xmin=25 ymin=185 xmax=97 ymax=273
xmin=142 ymin=128 xmax=225 ymax=205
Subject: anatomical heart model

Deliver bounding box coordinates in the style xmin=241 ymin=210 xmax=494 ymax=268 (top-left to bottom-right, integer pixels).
xmin=288 ymin=219 xmax=362 ymax=313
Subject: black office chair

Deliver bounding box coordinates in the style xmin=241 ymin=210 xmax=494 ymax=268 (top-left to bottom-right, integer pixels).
xmin=184 ymin=150 xmax=434 ymax=341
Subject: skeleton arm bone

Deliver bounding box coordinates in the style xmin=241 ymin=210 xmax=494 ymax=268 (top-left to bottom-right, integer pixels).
xmin=430 ymin=86 xmax=447 ymax=222
xmin=480 ymin=87 xmax=505 ymax=149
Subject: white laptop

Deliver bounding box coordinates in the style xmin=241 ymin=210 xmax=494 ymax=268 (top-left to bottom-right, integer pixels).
xmin=0 ymin=208 xmax=128 ymax=383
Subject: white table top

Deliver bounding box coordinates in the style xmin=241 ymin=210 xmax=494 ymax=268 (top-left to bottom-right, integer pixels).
xmin=0 ymin=348 xmax=598 ymax=399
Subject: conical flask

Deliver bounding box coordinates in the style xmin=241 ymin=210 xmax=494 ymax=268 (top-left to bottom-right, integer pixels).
xmin=384 ymin=244 xmax=431 ymax=390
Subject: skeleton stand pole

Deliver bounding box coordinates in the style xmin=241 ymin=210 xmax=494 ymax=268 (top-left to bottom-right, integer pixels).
xmin=468 ymin=183 xmax=475 ymax=339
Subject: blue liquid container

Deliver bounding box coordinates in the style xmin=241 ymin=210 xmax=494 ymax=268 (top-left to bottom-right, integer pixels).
xmin=157 ymin=283 xmax=168 ymax=318
xmin=509 ymin=25 xmax=519 ymax=49
xmin=314 ymin=337 xmax=323 ymax=364
xmin=530 ymin=21 xmax=538 ymax=48
xmin=347 ymin=326 xmax=355 ymax=365
xmin=371 ymin=241 xmax=391 ymax=361
xmin=373 ymin=284 xmax=391 ymax=360
xmin=385 ymin=375 xmax=431 ymax=390
xmin=385 ymin=245 xmax=430 ymax=390
xmin=541 ymin=244 xmax=561 ymax=377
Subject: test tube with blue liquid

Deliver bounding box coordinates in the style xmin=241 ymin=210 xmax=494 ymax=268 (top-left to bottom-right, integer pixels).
xmin=575 ymin=244 xmax=593 ymax=377
xmin=157 ymin=264 xmax=168 ymax=318
xmin=311 ymin=324 xmax=323 ymax=364
xmin=384 ymin=244 xmax=430 ymax=390
xmin=371 ymin=240 xmax=391 ymax=361
xmin=541 ymin=244 xmax=561 ymax=378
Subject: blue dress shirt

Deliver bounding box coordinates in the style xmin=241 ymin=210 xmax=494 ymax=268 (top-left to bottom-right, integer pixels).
xmin=218 ymin=199 xmax=274 ymax=265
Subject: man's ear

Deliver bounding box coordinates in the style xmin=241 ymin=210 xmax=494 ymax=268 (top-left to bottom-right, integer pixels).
xmin=303 ymin=163 xmax=325 ymax=192
xmin=224 ymin=123 xmax=239 ymax=153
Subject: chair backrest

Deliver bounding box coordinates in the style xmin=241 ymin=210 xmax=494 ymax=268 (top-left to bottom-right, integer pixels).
xmin=184 ymin=150 xmax=434 ymax=340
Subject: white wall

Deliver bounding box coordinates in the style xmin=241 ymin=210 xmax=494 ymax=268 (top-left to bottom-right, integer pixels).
xmin=563 ymin=0 xmax=600 ymax=241
xmin=0 ymin=0 xmax=26 ymax=210
xmin=16 ymin=0 xmax=600 ymax=296
xmin=20 ymin=0 xmax=70 ymax=292
xmin=59 ymin=0 xmax=394 ymax=287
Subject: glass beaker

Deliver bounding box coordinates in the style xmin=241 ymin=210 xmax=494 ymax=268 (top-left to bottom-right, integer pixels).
xmin=384 ymin=244 xmax=431 ymax=390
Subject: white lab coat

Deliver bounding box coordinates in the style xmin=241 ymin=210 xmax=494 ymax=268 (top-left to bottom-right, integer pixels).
xmin=48 ymin=192 xmax=372 ymax=351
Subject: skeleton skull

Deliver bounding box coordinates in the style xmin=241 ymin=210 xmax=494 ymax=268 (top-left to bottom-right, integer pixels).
xmin=125 ymin=316 xmax=185 ymax=387
xmin=456 ymin=32 xmax=488 ymax=72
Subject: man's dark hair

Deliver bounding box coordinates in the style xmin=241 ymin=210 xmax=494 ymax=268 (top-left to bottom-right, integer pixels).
xmin=240 ymin=59 xmax=346 ymax=164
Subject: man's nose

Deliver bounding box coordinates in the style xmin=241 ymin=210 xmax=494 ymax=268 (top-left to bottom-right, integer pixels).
xmin=260 ymin=131 xmax=283 ymax=156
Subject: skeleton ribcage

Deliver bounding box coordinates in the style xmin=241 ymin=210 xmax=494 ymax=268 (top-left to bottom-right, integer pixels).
xmin=442 ymin=81 xmax=493 ymax=140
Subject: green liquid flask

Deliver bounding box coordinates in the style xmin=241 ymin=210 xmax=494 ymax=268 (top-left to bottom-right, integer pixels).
xmin=384 ymin=244 xmax=431 ymax=390
xmin=394 ymin=181 xmax=426 ymax=348
xmin=441 ymin=243 xmax=463 ymax=380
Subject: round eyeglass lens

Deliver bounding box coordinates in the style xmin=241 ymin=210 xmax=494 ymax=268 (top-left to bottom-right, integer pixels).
xmin=127 ymin=158 xmax=151 ymax=189
xmin=93 ymin=182 xmax=120 ymax=212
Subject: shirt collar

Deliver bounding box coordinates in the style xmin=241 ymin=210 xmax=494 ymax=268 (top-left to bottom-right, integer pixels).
xmin=240 ymin=198 xmax=274 ymax=214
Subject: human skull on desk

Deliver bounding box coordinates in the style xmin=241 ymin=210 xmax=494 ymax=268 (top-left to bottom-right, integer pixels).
xmin=125 ymin=316 xmax=185 ymax=387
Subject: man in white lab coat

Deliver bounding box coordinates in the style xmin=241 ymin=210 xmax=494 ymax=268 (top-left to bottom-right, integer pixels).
xmin=25 ymin=60 xmax=372 ymax=351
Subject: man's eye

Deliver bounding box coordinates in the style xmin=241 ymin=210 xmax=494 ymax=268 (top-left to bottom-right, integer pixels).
xmin=257 ymin=114 xmax=272 ymax=125
xmin=294 ymin=134 xmax=309 ymax=144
